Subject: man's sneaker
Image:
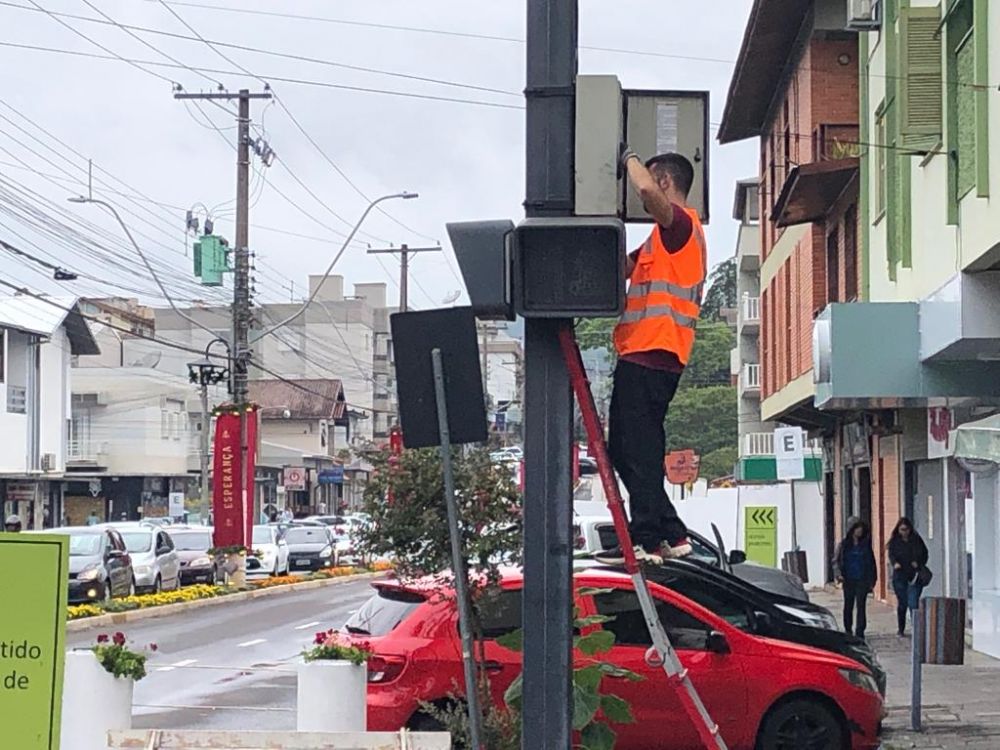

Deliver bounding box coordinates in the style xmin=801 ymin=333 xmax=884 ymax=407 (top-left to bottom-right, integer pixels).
xmin=594 ymin=545 xmax=663 ymax=566
xmin=660 ymin=539 xmax=693 ymax=559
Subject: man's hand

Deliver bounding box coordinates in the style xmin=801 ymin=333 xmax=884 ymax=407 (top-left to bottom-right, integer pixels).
xmin=618 ymin=143 xmax=640 ymax=179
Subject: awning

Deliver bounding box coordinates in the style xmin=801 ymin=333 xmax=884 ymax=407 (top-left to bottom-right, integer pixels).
xmin=773 ymin=159 xmax=859 ymax=227
xmin=955 ymin=414 xmax=1000 ymax=464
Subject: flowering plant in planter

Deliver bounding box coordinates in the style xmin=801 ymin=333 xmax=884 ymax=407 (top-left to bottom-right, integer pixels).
xmin=303 ymin=630 xmax=372 ymax=665
xmin=92 ymin=632 xmax=157 ymax=681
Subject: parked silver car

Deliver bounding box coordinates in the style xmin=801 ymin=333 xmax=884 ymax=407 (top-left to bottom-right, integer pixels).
xmin=107 ymin=524 xmax=181 ymax=593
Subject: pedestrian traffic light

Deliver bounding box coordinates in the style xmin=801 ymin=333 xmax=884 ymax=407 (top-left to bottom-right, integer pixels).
xmin=446 ymin=220 xmax=514 ymax=321
xmin=513 ymin=217 xmax=625 ymax=318
xmin=193 ymin=234 xmax=231 ymax=286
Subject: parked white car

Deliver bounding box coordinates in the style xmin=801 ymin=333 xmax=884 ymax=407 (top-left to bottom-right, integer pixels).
xmin=247 ymin=524 xmax=289 ymax=577
xmin=106 ymin=524 xmax=181 ymax=593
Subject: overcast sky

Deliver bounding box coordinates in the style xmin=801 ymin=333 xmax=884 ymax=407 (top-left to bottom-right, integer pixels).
xmin=0 ymin=0 xmax=757 ymax=313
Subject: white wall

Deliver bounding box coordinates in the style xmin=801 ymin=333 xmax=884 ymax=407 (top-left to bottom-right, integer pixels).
xmin=38 ymin=328 xmax=70 ymax=473
xmin=71 ymin=369 xmax=199 ymax=475
xmin=674 ymin=483 xmax=826 ymax=588
xmin=972 ymin=469 xmax=1000 ymax=658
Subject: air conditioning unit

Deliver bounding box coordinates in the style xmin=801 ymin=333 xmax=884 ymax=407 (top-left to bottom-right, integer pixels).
xmin=41 ymin=453 xmax=56 ymax=472
xmin=847 ymin=0 xmax=881 ymax=30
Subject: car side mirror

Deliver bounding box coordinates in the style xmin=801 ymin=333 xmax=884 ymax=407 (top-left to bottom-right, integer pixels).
xmin=751 ymin=610 xmax=773 ymax=634
xmin=728 ymin=550 xmax=747 ymax=565
xmin=705 ymin=630 xmax=730 ymax=655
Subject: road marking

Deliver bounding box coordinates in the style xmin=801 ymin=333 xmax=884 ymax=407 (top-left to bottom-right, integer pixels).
xmin=238 ymin=638 xmax=267 ymax=648
xmin=294 ymin=621 xmax=320 ymax=630
xmin=155 ymin=658 xmax=198 ymax=673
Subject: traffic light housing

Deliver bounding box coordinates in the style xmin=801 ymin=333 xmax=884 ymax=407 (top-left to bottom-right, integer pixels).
xmin=513 ymin=217 xmax=625 ymax=318
xmin=193 ymin=235 xmax=230 ymax=286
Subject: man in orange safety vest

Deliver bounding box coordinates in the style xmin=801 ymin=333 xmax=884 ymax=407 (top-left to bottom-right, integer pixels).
xmin=596 ymin=148 xmax=706 ymax=566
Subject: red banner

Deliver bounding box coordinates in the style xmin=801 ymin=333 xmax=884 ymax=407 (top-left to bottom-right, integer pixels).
xmin=212 ymin=412 xmax=243 ymax=548
xmin=244 ymin=409 xmax=258 ymax=548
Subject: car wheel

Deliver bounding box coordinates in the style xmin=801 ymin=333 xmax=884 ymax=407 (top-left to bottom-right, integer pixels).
xmin=756 ymin=698 xmax=845 ymax=750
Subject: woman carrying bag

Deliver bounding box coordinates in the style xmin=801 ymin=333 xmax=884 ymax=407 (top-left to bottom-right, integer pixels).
xmin=887 ymin=517 xmax=930 ymax=637
xmin=836 ymin=519 xmax=878 ymax=639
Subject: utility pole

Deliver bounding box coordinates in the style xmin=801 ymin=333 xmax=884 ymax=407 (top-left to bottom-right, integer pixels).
xmin=176 ymin=88 xmax=272 ymax=546
xmin=366 ymin=244 xmax=441 ymax=311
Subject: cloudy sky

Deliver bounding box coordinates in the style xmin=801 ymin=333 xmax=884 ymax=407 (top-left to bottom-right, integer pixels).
xmin=0 ymin=0 xmax=757 ymax=313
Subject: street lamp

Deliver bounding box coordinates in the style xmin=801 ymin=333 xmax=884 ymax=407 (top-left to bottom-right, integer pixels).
xmin=252 ymin=191 xmax=418 ymax=342
xmin=187 ymin=338 xmax=232 ymax=522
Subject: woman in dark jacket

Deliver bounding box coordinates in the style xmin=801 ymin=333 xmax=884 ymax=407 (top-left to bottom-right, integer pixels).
xmin=887 ymin=516 xmax=929 ymax=636
xmin=837 ymin=519 xmax=878 ymax=638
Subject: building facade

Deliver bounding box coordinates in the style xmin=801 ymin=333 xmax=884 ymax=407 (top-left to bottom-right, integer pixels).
xmin=0 ymin=296 xmax=99 ymax=529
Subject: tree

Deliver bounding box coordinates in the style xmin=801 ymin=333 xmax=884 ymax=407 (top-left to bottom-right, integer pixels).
xmin=700 ymin=257 xmax=737 ymax=321
xmin=665 ymin=385 xmax=737 ymax=462
xmin=699 ymin=445 xmax=739 ymax=482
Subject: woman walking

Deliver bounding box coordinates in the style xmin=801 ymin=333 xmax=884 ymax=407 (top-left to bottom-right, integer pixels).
xmin=836 ymin=519 xmax=877 ymax=638
xmin=887 ymin=517 xmax=929 ymax=636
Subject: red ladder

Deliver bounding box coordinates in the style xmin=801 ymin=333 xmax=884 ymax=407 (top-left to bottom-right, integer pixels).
xmin=558 ymin=324 xmax=728 ymax=750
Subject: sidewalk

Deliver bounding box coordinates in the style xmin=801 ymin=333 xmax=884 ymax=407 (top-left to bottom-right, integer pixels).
xmin=810 ymin=588 xmax=1000 ymax=749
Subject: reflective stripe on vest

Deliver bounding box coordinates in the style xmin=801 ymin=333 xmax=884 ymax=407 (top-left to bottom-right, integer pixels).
xmin=619 ymin=304 xmax=698 ymax=328
xmin=626 ymin=279 xmax=702 ymax=304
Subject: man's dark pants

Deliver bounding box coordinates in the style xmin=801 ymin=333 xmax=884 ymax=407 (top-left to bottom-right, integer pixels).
xmin=608 ymin=359 xmax=687 ymax=550
xmin=842 ymin=579 xmax=869 ymax=638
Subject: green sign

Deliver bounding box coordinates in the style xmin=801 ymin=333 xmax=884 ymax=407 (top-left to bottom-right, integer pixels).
xmin=744 ymin=506 xmax=778 ymax=568
xmin=0 ymin=534 xmax=68 ymax=750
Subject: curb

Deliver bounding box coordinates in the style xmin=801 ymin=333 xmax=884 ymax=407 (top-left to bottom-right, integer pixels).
xmin=67 ymin=571 xmax=386 ymax=633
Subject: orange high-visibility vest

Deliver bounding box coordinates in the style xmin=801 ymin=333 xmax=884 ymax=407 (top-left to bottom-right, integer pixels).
xmin=613 ymin=207 xmax=706 ymax=364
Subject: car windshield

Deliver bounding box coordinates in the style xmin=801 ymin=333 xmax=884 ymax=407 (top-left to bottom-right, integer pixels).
xmin=285 ymin=528 xmax=327 ymax=544
xmin=120 ymin=531 xmax=153 ymax=553
xmin=344 ymin=587 xmax=425 ymax=636
xmin=252 ymin=526 xmax=272 ymax=545
xmin=172 ymin=532 xmax=212 ymax=551
xmin=68 ymin=533 xmax=102 ymax=556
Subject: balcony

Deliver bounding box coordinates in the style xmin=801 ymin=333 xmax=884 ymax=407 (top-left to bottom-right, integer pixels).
xmin=741 ymin=364 xmax=761 ymax=395
xmin=67 ymin=439 xmax=107 ymax=465
xmin=6 ymin=385 xmax=26 ymax=414
xmin=743 ymin=431 xmax=824 ymax=457
xmin=813 ymin=124 xmax=861 ymax=162
xmin=738 ymin=294 xmax=760 ymax=333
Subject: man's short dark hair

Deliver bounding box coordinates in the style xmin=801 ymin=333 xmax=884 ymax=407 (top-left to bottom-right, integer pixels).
xmin=646 ymin=153 xmax=695 ymax=197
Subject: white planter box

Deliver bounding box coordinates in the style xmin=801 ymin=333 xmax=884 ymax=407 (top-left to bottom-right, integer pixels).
xmin=296 ymin=660 xmax=367 ymax=732
xmin=61 ymin=650 xmax=133 ymax=750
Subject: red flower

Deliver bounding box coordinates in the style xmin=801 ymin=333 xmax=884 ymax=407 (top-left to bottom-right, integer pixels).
xmin=112 ymin=632 xmax=126 ymax=646
xmin=96 ymin=634 xmax=109 ymax=644
xmin=314 ymin=632 xmax=327 ymax=645
xmin=149 ymin=643 xmax=158 ymax=652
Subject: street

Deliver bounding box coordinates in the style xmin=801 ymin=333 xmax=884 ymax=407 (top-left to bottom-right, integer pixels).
xmin=66 ymin=580 xmax=376 ymax=731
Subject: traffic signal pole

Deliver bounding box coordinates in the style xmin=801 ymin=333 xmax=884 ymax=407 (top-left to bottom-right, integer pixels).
xmin=521 ymin=0 xmax=578 ymax=747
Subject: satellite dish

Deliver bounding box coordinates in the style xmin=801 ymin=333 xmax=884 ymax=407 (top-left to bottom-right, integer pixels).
xmin=441 ymin=290 xmax=461 ymax=305
xmin=129 ymin=351 xmax=162 ymax=369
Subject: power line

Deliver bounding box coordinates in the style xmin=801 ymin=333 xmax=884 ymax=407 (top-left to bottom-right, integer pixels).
xmin=0 ymin=42 xmax=525 ymax=109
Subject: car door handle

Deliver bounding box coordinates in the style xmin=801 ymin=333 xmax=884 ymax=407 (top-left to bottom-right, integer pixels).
xmin=483 ymin=660 xmax=504 ymax=673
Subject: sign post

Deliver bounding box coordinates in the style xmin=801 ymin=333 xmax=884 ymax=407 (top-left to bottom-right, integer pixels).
xmin=744 ymin=506 xmax=778 ymax=567
xmin=0 ymin=533 xmax=69 ymax=750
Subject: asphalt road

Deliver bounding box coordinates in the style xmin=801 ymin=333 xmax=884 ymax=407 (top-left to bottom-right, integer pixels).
xmin=66 ymin=579 xmax=377 ymax=731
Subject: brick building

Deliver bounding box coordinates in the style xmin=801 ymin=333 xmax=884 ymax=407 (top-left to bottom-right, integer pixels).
xmin=718 ymin=0 xmax=902 ymax=588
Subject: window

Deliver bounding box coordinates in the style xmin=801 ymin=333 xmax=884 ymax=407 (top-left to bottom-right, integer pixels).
xmin=478 ymin=589 xmax=523 ymax=640
xmin=344 ymin=587 xmax=425 ymax=636
xmin=874 ymin=103 xmax=888 ymax=219
xmin=161 ymin=409 xmax=169 ymax=439
xmin=899 ymin=7 xmax=943 ymax=145
xmin=746 ymin=185 xmax=760 ymax=222
xmin=661 ymin=578 xmax=753 ymax=632
xmin=956 ymin=32 xmax=977 ymax=197
xmin=826 ymin=227 xmax=840 ymax=305
xmin=844 ymin=205 xmax=859 ymax=301
xmin=594 ymin=588 xmax=711 ymax=651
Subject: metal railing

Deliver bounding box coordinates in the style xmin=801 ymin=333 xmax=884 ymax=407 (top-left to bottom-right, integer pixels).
xmin=6 ymin=385 xmax=26 ymax=414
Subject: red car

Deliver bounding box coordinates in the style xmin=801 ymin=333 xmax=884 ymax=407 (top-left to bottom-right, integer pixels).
xmin=343 ymin=568 xmax=883 ymax=750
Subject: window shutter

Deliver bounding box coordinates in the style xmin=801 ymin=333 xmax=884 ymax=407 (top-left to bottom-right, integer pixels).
xmin=899 ymin=7 xmax=943 ymax=144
